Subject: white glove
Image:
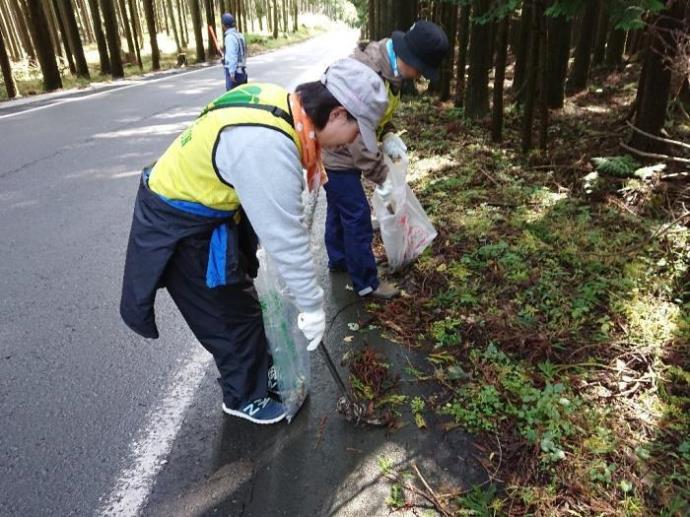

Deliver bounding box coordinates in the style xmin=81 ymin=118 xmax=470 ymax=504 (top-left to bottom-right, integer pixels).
xmin=375 ymin=176 xmax=394 ymax=204
xmin=297 ymin=308 xmax=326 ymax=352
xmin=382 ymin=133 xmax=407 ymax=162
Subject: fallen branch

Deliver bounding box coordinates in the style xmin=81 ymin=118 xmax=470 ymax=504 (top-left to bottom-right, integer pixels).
xmin=412 ymin=462 xmax=452 ymax=516
xmin=625 ymin=121 xmax=690 ymax=151
xmin=661 ymin=171 xmax=690 ymax=181
xmin=619 ymin=141 xmax=690 ymax=165
xmin=478 ymin=167 xmax=501 ymax=187
xmin=383 ymin=472 xmax=454 ymax=516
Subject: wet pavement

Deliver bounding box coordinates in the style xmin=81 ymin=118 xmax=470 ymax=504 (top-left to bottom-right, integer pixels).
xmin=140 ymin=191 xmax=486 ymax=516
xmin=0 ymin=30 xmax=483 ymax=517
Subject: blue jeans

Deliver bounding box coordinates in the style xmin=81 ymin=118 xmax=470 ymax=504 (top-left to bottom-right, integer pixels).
xmin=225 ymin=68 xmax=248 ymax=91
xmin=324 ymin=169 xmax=378 ymax=295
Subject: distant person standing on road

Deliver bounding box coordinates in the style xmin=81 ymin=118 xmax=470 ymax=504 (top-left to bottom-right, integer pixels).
xmin=222 ymin=13 xmax=247 ymax=91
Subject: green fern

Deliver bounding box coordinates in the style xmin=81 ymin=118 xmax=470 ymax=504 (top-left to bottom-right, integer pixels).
xmin=592 ymin=155 xmax=640 ymax=178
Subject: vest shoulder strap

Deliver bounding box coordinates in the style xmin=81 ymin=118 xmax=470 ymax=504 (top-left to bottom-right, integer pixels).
xmin=203 ymin=101 xmax=293 ymax=127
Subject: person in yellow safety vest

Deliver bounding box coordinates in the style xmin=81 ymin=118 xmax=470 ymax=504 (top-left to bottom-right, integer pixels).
xmin=322 ymin=21 xmax=449 ymax=299
xmin=120 ymin=58 xmax=389 ymax=425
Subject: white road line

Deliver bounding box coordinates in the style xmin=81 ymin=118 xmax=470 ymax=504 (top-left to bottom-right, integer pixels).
xmin=0 ymin=31 xmax=345 ymax=122
xmin=0 ymin=65 xmax=220 ymax=121
xmin=96 ymin=347 xmax=213 ymax=517
xmin=92 ymin=31 xmax=356 ymax=517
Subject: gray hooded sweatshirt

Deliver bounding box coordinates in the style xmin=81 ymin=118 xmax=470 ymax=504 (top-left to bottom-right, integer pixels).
xmin=321 ymin=39 xmax=404 ymax=185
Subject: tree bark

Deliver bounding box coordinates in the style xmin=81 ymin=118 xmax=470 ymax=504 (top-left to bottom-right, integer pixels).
xmin=465 ymin=0 xmax=491 ymax=119
xmin=281 ymin=0 xmax=287 ymax=33
xmin=292 ymin=0 xmax=297 ymax=32
xmin=57 ymin=0 xmax=90 ymax=77
xmin=0 ymin=20 xmax=18 ymax=98
xmin=180 ymin=0 xmax=189 ymax=45
xmin=631 ymin=0 xmax=687 ymax=153
xmin=453 ymin=4 xmax=470 ymax=107
xmin=272 ymin=0 xmax=278 ymax=38
xmin=538 ymin=0 xmax=548 ymax=151
xmin=166 ymin=0 xmax=182 ymax=51
xmin=605 ymin=27 xmax=626 ymax=67
xmin=44 ymin=0 xmax=63 ymax=59
xmin=397 ymin=0 xmax=416 ymax=31
xmin=204 ymin=0 xmax=215 ymax=57
xmin=592 ymin=2 xmax=609 ymax=67
xmin=77 ymin=0 xmax=95 ymax=43
xmin=513 ymin=1 xmax=532 ymax=98
xmin=439 ymin=3 xmax=457 ymax=102
xmin=50 ymin=0 xmax=75 ymax=72
xmin=566 ymin=0 xmax=601 ymax=93
xmin=101 ymin=0 xmax=124 ymax=77
xmin=521 ymin=0 xmax=540 ymax=152
xmin=189 ymin=0 xmax=205 ymax=62
xmin=143 ymin=0 xmax=160 ymax=69
xmin=367 ymin=0 xmax=374 ymax=39
xmin=161 ymin=0 xmax=170 ymax=34
xmin=127 ymin=0 xmax=142 ymax=67
xmin=87 ymin=0 xmax=110 ymax=73
xmin=26 ymin=0 xmax=63 ymax=90
xmin=9 ymin=0 xmax=37 ymax=61
xmin=491 ymin=15 xmax=509 ymax=142
xmin=545 ymin=10 xmax=571 ymax=108
xmin=130 ymin=0 xmax=144 ymax=48
xmin=0 ymin=0 xmax=21 ymax=60
xmin=117 ymin=0 xmax=136 ymax=59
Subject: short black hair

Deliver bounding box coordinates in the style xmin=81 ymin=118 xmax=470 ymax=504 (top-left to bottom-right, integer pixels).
xmin=294 ymin=81 xmax=355 ymax=130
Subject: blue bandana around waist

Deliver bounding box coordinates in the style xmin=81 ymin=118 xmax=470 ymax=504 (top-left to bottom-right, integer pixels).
xmin=143 ymin=167 xmax=237 ymax=288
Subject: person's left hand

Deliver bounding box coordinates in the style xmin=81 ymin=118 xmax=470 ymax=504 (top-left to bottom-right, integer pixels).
xmin=375 ymin=175 xmax=394 ymax=205
xmin=382 ymin=133 xmax=407 ymax=162
xmin=297 ymin=308 xmax=326 ymax=351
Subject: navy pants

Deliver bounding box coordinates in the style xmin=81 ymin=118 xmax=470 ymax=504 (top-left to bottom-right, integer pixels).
xmin=225 ymin=68 xmax=247 ymax=91
xmin=324 ymin=169 xmax=379 ymax=295
xmin=163 ymin=234 xmax=269 ymax=409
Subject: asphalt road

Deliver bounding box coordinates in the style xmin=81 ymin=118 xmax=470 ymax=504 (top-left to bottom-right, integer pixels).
xmin=0 ymin=29 xmax=482 ymax=517
xmin=0 ymin=30 xmax=360 ymax=517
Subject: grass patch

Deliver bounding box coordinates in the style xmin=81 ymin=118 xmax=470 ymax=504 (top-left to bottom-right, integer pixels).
xmin=373 ymin=72 xmax=690 ymax=515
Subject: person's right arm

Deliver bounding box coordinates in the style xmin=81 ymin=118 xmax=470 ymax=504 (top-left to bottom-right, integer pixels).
xmin=215 ymin=126 xmax=323 ymax=313
xmin=347 ymin=134 xmax=389 ymax=185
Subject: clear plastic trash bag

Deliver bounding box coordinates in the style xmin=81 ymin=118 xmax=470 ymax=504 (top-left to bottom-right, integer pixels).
xmin=254 ymin=248 xmax=309 ymax=422
xmin=372 ymin=155 xmax=437 ymax=271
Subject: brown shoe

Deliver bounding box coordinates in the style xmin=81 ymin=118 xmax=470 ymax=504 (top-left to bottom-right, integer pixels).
xmin=369 ymin=280 xmax=400 ymax=299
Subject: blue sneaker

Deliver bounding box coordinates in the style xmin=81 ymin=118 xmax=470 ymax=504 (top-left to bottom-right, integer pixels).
xmin=222 ymin=397 xmax=287 ymax=424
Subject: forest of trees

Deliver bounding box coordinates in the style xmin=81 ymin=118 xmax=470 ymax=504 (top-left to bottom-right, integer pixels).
xmin=0 ymin=0 xmax=354 ymax=96
xmin=1 ymin=1 xmax=689 ymax=159
xmin=355 ymin=0 xmax=690 ymax=157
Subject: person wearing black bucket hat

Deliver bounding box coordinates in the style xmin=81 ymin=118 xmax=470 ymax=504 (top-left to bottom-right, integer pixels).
xmin=391 ymin=20 xmax=450 ymax=82
xmin=321 ymin=21 xmax=449 ymax=300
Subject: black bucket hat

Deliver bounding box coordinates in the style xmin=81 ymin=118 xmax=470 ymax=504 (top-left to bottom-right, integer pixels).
xmin=391 ymin=20 xmax=449 ymax=82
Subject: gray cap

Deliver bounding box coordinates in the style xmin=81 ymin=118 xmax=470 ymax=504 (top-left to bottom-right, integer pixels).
xmin=320 ymin=58 xmax=388 ymax=153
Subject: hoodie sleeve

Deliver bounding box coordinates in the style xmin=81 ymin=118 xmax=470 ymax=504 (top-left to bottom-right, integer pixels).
xmin=215 ymin=126 xmax=323 ymax=313
xmin=347 ymin=135 xmax=389 ymax=186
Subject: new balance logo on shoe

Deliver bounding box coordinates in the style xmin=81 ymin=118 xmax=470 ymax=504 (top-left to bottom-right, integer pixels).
xmin=222 ymin=396 xmax=286 ymax=425
xmin=242 ymin=398 xmax=270 ymax=416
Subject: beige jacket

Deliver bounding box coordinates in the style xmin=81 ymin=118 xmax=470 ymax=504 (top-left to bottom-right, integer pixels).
xmin=322 ymin=39 xmax=403 ymax=185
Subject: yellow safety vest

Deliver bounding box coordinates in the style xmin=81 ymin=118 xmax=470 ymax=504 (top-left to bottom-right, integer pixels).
xmin=377 ymin=82 xmax=401 ymax=138
xmin=149 ymin=83 xmax=301 ymax=212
